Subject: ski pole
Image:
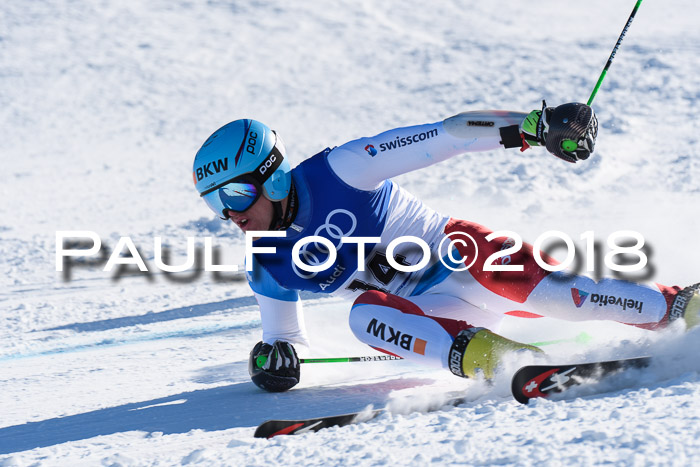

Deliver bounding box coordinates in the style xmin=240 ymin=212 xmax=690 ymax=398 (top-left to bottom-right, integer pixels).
xmin=300 ymin=355 xmax=402 ymax=364
xmin=527 ymin=331 xmax=592 ymax=348
xmin=296 ymin=332 xmax=593 ymax=364
xmin=587 ymin=0 xmax=643 ymax=105
xmin=255 ymin=354 xmax=402 ymax=367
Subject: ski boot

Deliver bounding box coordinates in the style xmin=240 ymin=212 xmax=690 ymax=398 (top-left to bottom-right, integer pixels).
xmin=669 ymin=283 xmax=700 ymax=329
xmin=448 ymin=328 xmax=544 ymax=379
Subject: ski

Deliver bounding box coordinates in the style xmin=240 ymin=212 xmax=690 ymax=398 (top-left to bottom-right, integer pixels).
xmin=255 ymin=356 xmax=653 ymax=437
xmin=254 ymin=408 xmax=383 ymax=438
xmin=511 ymin=356 xmax=652 ymax=404
xmin=254 ymin=394 xmax=470 ymax=438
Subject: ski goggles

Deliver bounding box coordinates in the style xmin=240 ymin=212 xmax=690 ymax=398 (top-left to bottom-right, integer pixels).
xmin=201 ymin=176 xmax=262 ymax=219
xmin=199 ymin=145 xmax=284 ymax=219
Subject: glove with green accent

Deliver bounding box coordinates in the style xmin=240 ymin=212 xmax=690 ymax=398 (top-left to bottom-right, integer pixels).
xmin=521 ymin=101 xmax=598 ymax=163
xmin=248 ymin=340 xmax=300 ymax=392
xmin=521 ymin=101 xmax=552 ymax=148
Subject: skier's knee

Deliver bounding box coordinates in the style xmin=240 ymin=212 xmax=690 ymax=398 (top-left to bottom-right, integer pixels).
xmin=349 ymin=293 xmax=378 ymax=345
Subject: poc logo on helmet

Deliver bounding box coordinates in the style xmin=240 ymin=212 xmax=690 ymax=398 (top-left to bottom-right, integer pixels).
xmin=259 ymin=154 xmax=277 ymax=175
xmin=246 ymin=131 xmax=258 ymax=155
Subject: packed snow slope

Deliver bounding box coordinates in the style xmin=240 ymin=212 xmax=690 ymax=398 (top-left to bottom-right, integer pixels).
xmin=2 ymin=0 xmax=700 ymax=465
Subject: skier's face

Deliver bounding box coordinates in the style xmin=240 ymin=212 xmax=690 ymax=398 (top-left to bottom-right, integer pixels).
xmin=225 ymin=195 xmax=274 ymax=232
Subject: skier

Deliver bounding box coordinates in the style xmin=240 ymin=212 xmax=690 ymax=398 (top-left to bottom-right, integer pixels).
xmin=192 ymin=103 xmax=700 ymax=392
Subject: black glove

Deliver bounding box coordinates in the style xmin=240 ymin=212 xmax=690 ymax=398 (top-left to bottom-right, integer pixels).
xmin=522 ymin=101 xmax=598 ymax=163
xmin=248 ymin=340 xmax=300 ymax=392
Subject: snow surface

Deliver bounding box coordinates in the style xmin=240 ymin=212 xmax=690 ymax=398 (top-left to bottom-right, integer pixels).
xmin=2 ymin=0 xmax=700 ymax=465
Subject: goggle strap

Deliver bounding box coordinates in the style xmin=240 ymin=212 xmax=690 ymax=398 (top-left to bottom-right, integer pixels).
xmin=249 ymin=145 xmax=284 ymax=186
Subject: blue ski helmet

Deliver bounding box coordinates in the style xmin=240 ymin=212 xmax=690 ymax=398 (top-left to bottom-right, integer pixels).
xmin=193 ymin=119 xmax=292 ymax=217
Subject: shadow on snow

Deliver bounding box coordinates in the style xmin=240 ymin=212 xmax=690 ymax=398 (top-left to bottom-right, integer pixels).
xmin=40 ymin=296 xmax=259 ymax=333
xmin=39 ymin=292 xmax=323 ymax=334
xmin=0 ymin=377 xmax=432 ymax=455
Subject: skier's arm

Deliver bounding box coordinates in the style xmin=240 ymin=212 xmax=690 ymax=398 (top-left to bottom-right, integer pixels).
xmin=327 ymin=110 xmax=528 ymax=191
xmin=246 ymin=257 xmax=307 ymax=392
xmin=328 ymin=103 xmax=597 ymax=190
xmin=247 ymin=255 xmax=309 ymax=349
xmin=254 ymin=293 xmax=309 ymax=348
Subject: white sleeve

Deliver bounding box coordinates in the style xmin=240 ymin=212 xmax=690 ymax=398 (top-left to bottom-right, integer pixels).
xmin=256 ymin=293 xmax=310 ymax=350
xmin=327 ymin=110 xmax=528 ymax=190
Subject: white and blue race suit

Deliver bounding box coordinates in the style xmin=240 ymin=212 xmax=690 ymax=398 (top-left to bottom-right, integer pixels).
xmin=246 ymin=111 xmax=679 ymax=371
